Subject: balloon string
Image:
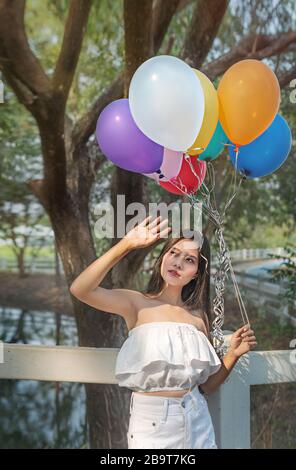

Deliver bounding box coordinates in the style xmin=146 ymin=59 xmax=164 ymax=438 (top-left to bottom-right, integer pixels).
xmin=168 ymin=153 xmax=202 ymax=197
xmin=153 ymin=148 xmax=250 ymax=349
xmin=181 ymin=155 xmax=224 ymax=230
xmin=229 ymin=261 xmax=250 ymax=326
xmin=179 ymin=148 xmax=249 ymax=357
xmin=184 ymin=153 xmax=202 ymax=188
xmin=169 ymin=175 xmax=188 ymax=195
xmin=222 ymin=144 xmax=240 ymax=217
xmin=162 ymin=160 xmax=221 ymax=230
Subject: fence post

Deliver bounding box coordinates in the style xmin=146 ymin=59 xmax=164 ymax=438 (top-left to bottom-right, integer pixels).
xmin=209 ymin=354 xmax=251 ymax=449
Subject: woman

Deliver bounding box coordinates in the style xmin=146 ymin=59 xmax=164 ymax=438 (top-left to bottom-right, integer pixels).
xmin=70 ymin=215 xmax=257 ymax=449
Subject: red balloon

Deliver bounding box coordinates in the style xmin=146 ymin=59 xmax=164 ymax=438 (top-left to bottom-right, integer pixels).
xmin=160 ymin=154 xmax=206 ymax=195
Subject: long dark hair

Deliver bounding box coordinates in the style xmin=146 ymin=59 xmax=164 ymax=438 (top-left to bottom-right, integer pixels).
xmin=141 ymin=230 xmax=213 ymax=342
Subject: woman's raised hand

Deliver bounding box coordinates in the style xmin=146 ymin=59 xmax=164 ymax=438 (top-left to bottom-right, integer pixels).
xmin=123 ymin=215 xmax=171 ymax=249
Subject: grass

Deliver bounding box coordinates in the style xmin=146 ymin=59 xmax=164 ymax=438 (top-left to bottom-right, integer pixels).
xmin=0 ymin=245 xmax=54 ymax=260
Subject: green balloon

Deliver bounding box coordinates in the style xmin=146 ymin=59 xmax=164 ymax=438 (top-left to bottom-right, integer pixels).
xmin=198 ymin=121 xmax=228 ymax=161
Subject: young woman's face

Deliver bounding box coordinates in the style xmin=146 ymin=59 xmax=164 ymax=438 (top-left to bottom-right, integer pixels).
xmin=160 ymin=239 xmax=199 ymax=286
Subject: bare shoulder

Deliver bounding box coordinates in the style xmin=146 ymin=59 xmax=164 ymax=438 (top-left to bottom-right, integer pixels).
xmin=191 ymin=308 xmax=210 ymax=338
xmin=113 ymin=288 xmax=145 ymax=314
xmin=115 ymin=289 xmax=150 ymax=329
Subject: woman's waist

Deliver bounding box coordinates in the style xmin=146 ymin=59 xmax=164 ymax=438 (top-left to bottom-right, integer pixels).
xmin=134 ymin=389 xmax=190 ymax=397
xmin=129 ymin=384 xmax=206 ymax=415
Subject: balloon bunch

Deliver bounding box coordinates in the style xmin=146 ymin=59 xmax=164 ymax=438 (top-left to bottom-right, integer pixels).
xmin=96 ymin=55 xmax=292 ymax=192
xmin=96 ymin=56 xmax=212 ymax=193
xmin=95 ymin=55 xmax=292 ymax=357
xmin=219 ymin=59 xmax=292 ymax=179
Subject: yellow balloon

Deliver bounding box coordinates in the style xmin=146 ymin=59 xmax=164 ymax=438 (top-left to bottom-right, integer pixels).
xmin=187 ymin=69 xmax=219 ymax=156
xmin=217 ymin=59 xmax=280 ymax=146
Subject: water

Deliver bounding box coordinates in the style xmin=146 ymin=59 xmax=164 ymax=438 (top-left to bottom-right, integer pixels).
xmin=0 ymin=307 xmax=88 ymax=449
xmin=244 ymin=260 xmax=286 ymax=279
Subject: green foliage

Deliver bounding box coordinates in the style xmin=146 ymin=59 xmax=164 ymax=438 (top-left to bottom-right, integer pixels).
xmin=0 ymin=90 xmax=41 ymax=183
xmin=268 ymin=245 xmax=296 ymax=312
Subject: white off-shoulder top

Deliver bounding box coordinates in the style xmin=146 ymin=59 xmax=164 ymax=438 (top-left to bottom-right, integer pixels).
xmin=115 ymin=321 xmax=222 ymax=392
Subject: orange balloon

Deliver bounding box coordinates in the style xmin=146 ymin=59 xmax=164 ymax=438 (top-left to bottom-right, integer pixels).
xmin=217 ymin=59 xmax=280 ymax=146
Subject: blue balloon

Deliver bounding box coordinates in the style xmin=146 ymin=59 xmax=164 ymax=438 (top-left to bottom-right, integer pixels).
xmin=229 ymin=114 xmax=292 ymax=179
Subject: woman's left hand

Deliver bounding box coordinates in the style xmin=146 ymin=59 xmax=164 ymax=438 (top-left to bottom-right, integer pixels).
xmin=228 ymin=324 xmax=257 ymax=358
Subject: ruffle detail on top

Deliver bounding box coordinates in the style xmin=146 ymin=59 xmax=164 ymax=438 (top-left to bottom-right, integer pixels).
xmin=115 ymin=322 xmax=222 ymax=392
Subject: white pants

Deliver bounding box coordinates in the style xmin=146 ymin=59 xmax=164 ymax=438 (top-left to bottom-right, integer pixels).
xmin=127 ymin=385 xmax=218 ymax=449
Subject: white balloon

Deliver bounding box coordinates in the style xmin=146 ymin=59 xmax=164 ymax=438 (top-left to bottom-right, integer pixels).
xmin=129 ymin=55 xmax=205 ymax=152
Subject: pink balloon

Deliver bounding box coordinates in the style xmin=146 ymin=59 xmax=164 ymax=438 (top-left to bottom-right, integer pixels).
xmin=144 ymin=148 xmax=183 ymax=184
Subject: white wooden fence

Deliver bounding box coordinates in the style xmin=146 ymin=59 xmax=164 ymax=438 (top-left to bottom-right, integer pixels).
xmin=208 ymin=348 xmax=296 ymax=448
xmin=229 ymin=247 xmax=285 ymax=262
xmin=232 ymin=270 xmax=296 ymax=324
xmin=211 ymin=247 xmax=295 ymax=323
xmin=0 ymin=334 xmax=295 ymax=449
xmin=211 ymin=247 xmax=285 ymax=267
xmin=0 ymin=247 xmax=286 ymax=274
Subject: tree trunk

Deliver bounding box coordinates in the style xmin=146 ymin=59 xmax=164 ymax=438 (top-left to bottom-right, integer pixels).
xmin=44 ymin=183 xmax=133 ymax=448
xmin=17 ymin=248 xmax=27 ymax=278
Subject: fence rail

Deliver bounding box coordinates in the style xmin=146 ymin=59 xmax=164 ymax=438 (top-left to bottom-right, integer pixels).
xmin=210 ymin=247 xmax=296 ymax=323
xmin=211 ymin=246 xmax=286 ymax=267
xmin=228 ymin=270 xmax=296 ymax=324
xmin=0 ymin=337 xmax=295 ymax=449
xmin=0 ymin=257 xmax=63 ymax=274
xmin=0 ymin=247 xmax=287 ymax=274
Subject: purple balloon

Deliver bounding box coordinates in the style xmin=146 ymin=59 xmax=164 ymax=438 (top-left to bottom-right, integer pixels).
xmin=96 ymin=98 xmax=163 ymax=173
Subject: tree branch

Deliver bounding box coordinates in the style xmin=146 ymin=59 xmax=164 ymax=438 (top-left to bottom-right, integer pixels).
xmin=26 ymin=179 xmax=49 ymax=212
xmin=0 ymin=0 xmax=50 ymax=113
xmin=74 ymin=0 xmax=179 ymax=146
xmin=278 ymin=65 xmax=296 ymax=88
xmin=203 ymin=31 xmax=296 ymax=80
xmin=123 ymin=0 xmax=153 ymax=96
xmin=152 ymin=0 xmax=180 ymax=53
xmin=0 ymin=69 xmax=38 ymax=110
xmin=247 ymin=31 xmax=296 ymax=60
xmin=0 ymin=1 xmax=69 ymax=203
xmin=72 ymin=72 xmax=124 ymax=146
xmin=52 ymin=0 xmax=93 ymax=107
xmin=181 ymin=0 xmax=228 ymax=68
